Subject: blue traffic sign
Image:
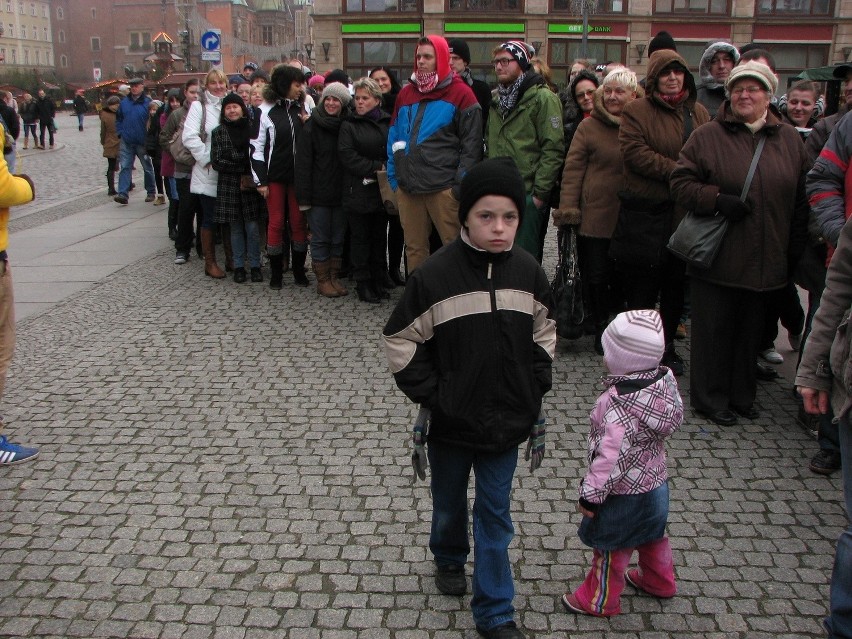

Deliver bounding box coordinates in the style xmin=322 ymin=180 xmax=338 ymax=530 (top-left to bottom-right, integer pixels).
xmin=200 ymin=30 xmax=220 ymax=51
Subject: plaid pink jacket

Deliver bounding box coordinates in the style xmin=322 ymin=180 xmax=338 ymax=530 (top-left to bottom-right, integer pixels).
xmin=580 ymin=367 xmax=684 ymax=505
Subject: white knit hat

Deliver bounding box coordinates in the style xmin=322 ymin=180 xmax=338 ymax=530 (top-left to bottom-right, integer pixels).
xmin=321 ymin=82 xmax=351 ymax=108
xmin=602 ymin=310 xmax=665 ymax=375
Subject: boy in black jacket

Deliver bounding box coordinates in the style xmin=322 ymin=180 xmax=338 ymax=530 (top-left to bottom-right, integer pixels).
xmin=382 ymin=157 xmax=555 ymax=639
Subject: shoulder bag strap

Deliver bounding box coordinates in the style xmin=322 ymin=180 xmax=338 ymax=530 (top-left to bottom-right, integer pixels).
xmin=682 ymin=106 xmax=693 ymax=144
xmin=740 ymin=135 xmax=767 ymax=202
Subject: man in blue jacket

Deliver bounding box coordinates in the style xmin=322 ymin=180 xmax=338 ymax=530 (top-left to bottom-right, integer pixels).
xmin=114 ymin=78 xmax=155 ymax=205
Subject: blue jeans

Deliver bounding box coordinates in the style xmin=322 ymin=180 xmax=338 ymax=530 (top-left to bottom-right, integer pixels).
xmin=427 ymin=441 xmax=517 ymax=630
xmin=4 ymin=147 xmax=15 ymax=174
xmin=76 ymin=113 xmax=84 ymax=129
xmin=230 ymin=219 xmax=260 ymax=269
xmin=307 ymin=206 xmax=345 ymax=262
xmin=197 ymin=194 xmax=216 ymax=230
xmin=828 ymin=413 xmax=852 ymax=638
xmin=166 ymin=177 xmax=179 ymax=201
xmin=117 ymin=140 xmax=154 ymax=197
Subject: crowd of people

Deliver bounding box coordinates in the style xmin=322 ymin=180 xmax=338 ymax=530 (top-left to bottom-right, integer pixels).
xmin=0 ymin=30 xmax=848 ymax=639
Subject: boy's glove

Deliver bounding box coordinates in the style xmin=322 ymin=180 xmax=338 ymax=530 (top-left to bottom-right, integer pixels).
xmin=524 ymin=409 xmax=546 ymax=473
xmin=411 ymin=406 xmax=430 ymax=482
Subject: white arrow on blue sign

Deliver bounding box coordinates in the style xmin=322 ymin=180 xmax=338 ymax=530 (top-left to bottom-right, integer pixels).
xmin=200 ymin=30 xmax=221 ymax=51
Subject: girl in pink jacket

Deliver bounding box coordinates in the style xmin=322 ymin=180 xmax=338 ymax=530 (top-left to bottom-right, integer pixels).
xmin=561 ymin=309 xmax=684 ymax=617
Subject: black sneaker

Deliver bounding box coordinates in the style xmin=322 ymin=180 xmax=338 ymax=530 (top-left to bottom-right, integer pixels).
xmin=476 ymin=621 xmax=524 ymax=639
xmin=435 ymin=564 xmax=466 ymax=596
xmin=809 ymin=449 xmax=841 ymax=475
xmin=233 ymin=267 xmax=247 ymax=284
xmin=114 ymin=194 xmax=128 ymax=205
xmin=250 ymin=268 xmax=263 ymax=283
xmin=174 ymin=251 xmax=188 ymax=265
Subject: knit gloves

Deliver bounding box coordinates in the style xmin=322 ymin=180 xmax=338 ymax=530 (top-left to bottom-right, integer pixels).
xmin=411 ymin=405 xmax=430 ymax=482
xmin=524 ymin=409 xmax=546 ymax=473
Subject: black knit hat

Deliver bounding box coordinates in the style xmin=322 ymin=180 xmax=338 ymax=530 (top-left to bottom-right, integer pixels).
xmin=447 ymin=38 xmax=471 ymax=65
xmin=325 ymin=69 xmax=349 ymax=86
xmin=648 ymin=31 xmax=677 ymax=55
xmin=458 ymin=157 xmax=526 ymax=226
xmin=221 ymin=92 xmax=248 ymax=120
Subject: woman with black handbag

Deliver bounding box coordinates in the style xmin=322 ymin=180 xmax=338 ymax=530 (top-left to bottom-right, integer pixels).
xmin=670 ymin=62 xmax=810 ymax=426
xmin=553 ymin=67 xmax=641 ymax=354
xmin=614 ymin=50 xmax=710 ymax=375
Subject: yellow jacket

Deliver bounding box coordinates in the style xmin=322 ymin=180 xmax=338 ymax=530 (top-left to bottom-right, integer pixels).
xmin=0 ymin=122 xmax=34 ymax=252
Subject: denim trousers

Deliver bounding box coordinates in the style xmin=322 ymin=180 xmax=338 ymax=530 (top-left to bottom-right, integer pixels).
xmin=230 ymin=219 xmax=260 ymax=269
xmin=76 ymin=113 xmax=85 ymax=128
xmin=4 ymin=147 xmax=15 ymax=174
xmin=197 ymin=195 xmax=217 ymax=230
xmin=827 ymin=413 xmax=852 ymax=638
xmin=307 ymin=205 xmax=345 ymax=262
xmin=117 ymin=141 xmax=154 ymax=197
xmin=427 ymin=441 xmax=518 ymax=631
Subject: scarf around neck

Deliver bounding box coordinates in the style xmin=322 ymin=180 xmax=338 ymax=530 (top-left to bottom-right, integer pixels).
xmin=415 ymin=71 xmax=438 ymax=94
xmin=498 ymin=72 xmax=526 ymax=115
xmin=657 ymin=88 xmax=688 ymax=107
xmin=223 ymin=115 xmax=251 ymax=157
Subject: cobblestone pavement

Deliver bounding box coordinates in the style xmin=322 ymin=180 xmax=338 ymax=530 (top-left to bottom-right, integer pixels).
xmin=0 ymin=121 xmax=845 ymax=638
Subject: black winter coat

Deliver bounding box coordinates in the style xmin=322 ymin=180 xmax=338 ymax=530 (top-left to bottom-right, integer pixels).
xmin=0 ymin=104 xmax=20 ymax=140
xmin=295 ymin=106 xmax=344 ymax=207
xmin=35 ymin=95 xmax=55 ymax=122
xmin=338 ymin=110 xmax=390 ymax=214
xmin=251 ymin=99 xmax=303 ymax=185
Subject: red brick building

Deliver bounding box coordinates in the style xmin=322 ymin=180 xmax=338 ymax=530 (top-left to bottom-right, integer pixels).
xmin=53 ymin=0 xmax=296 ymax=85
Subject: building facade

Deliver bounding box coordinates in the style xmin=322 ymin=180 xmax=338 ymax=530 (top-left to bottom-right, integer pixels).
xmin=311 ymin=0 xmax=852 ymax=91
xmin=49 ymin=0 xmax=298 ymax=85
xmin=0 ymin=0 xmax=55 ymax=72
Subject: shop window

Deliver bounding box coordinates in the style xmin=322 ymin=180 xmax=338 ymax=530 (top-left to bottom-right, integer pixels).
xmin=549 ymin=39 xmax=625 ymax=88
xmin=551 ymin=0 xmax=626 ymax=12
xmin=344 ymin=39 xmax=418 ymax=83
xmin=447 ymin=0 xmax=521 ymax=10
xmin=345 ymin=0 xmax=421 ymax=12
xmin=757 ymin=0 xmax=831 ymax=14
xmin=654 ymin=0 xmax=729 ymax=13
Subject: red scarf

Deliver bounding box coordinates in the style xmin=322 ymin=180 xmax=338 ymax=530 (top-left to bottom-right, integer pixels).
xmin=657 ymin=88 xmax=688 ymax=107
xmin=415 ymin=71 xmax=438 ymax=94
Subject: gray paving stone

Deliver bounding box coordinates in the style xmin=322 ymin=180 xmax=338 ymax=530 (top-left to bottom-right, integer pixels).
xmin=0 ymin=150 xmax=843 ymax=639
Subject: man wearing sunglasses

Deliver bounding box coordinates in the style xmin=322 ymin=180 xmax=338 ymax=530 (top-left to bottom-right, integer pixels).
xmin=485 ymin=40 xmax=564 ymax=263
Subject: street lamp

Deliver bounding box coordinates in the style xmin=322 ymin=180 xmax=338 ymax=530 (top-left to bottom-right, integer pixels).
xmin=305 ymin=42 xmax=313 ymax=63
xmin=322 ymin=42 xmax=331 ymax=62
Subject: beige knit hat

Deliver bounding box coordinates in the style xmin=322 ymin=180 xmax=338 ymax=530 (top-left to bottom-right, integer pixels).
xmin=320 ymin=82 xmax=351 ymax=108
xmin=726 ymin=61 xmax=778 ymax=95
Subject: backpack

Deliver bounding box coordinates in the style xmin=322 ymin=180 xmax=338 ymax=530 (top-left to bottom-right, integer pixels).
xmin=168 ymin=103 xmax=206 ymax=166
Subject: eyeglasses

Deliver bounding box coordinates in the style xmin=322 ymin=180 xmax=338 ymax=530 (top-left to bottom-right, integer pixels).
xmin=492 ymin=58 xmax=515 ymax=67
xmin=731 ymin=86 xmax=766 ymax=96
xmin=576 ymin=89 xmax=596 ymax=98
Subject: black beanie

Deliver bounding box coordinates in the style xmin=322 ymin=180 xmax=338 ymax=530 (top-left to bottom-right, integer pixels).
xmin=325 ymin=68 xmax=349 ymax=86
xmin=458 ymin=158 xmax=526 ymax=227
xmin=447 ymin=38 xmax=471 ymax=65
xmin=648 ymin=31 xmax=677 ymax=55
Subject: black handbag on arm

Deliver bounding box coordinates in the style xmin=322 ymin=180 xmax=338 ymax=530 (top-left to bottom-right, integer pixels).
xmin=551 ymin=226 xmax=585 ymax=339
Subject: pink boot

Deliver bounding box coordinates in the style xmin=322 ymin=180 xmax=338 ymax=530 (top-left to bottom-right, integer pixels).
xmin=564 ymin=547 xmax=633 ymax=616
xmin=625 ymin=537 xmax=677 ymax=598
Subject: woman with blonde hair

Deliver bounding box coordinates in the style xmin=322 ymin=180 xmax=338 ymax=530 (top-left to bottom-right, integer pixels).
xmin=183 ymin=68 xmax=230 ymax=278
xmin=554 ymin=67 xmax=641 ymax=353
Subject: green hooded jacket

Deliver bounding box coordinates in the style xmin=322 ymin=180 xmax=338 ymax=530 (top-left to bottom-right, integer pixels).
xmin=486 ymin=73 xmax=565 ymax=203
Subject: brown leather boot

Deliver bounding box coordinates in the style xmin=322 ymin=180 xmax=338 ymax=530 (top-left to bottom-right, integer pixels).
xmin=329 ymin=256 xmax=349 ymax=296
xmin=312 ymin=260 xmax=339 ymax=298
xmin=201 ymin=228 xmax=225 ymax=279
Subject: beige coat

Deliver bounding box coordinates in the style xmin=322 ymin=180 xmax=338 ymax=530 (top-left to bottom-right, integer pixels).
xmin=555 ymin=86 xmax=642 ymax=238
xmin=99 ymin=108 xmax=119 ymax=159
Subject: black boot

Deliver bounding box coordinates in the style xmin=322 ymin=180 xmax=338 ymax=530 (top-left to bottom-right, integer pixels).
xmin=292 ymin=250 xmax=309 ymax=287
xmin=106 ymin=170 xmax=116 ymax=196
xmin=269 ymin=254 xmax=283 ymax=290
xmin=590 ymin=287 xmax=609 ymax=356
xmin=356 ymin=281 xmax=380 ymax=304
xmin=167 ymin=199 xmax=179 ymax=240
